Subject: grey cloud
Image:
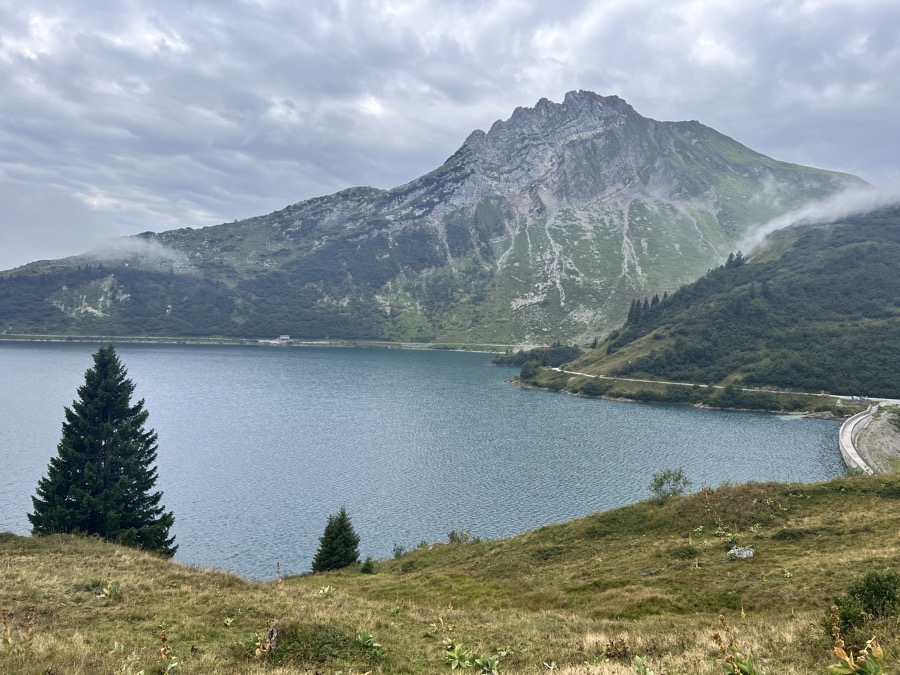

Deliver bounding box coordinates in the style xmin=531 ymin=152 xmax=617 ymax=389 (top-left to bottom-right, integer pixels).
xmin=0 ymin=183 xmax=129 ymax=270
xmin=740 ymin=185 xmax=900 ymax=254
xmin=1 ymin=0 xmax=898 ymax=270
xmin=87 ymin=235 xmax=188 ymax=264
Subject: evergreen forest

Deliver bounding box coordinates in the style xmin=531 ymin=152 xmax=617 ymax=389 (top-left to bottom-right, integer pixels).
xmin=570 ymin=205 xmax=900 ymax=398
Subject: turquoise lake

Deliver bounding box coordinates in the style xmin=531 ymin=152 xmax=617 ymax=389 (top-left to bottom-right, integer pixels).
xmin=0 ymin=341 xmax=843 ymax=578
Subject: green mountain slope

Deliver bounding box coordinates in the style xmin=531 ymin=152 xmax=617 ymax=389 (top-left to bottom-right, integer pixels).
xmin=0 ymin=91 xmax=863 ymax=343
xmin=3 ymin=475 xmax=900 ymax=672
xmin=563 ymin=205 xmax=900 ymax=398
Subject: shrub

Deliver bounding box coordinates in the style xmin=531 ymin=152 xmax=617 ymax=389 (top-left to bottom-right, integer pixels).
xmin=447 ymin=528 xmax=475 ymax=545
xmin=648 ymin=468 xmax=692 ymax=504
xmin=771 ymin=527 xmax=821 ymax=540
xmin=669 ymin=544 xmax=700 ymax=560
xmin=833 ymin=570 xmax=900 ymax=632
xmin=579 ymin=378 xmax=611 ymax=397
xmin=712 ymin=615 xmax=766 ymax=674
xmin=238 ymin=621 xmax=371 ymax=667
xmin=519 ymin=360 xmax=541 ymax=380
xmin=829 ymin=604 xmax=885 ymax=674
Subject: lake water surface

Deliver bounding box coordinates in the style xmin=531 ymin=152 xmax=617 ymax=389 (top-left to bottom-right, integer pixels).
xmin=0 ymin=341 xmax=843 ymax=578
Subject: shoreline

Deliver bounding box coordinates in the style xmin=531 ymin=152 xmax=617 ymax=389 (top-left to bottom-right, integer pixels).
xmin=512 ymin=375 xmax=850 ymax=420
xmin=0 ymin=333 xmax=512 ymax=354
xmin=515 ymin=364 xmax=900 ymax=474
xmin=524 ymin=365 xmax=870 ymax=417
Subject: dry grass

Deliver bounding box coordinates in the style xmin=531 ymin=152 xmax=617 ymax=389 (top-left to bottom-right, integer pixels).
xmin=3 ymin=474 xmax=900 ymax=673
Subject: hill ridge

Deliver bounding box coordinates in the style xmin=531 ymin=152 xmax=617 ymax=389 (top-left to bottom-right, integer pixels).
xmin=549 ymin=204 xmax=900 ymax=398
xmin=1 ymin=91 xmax=863 ymax=343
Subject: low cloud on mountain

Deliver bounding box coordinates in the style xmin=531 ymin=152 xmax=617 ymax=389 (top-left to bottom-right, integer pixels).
xmin=742 ymin=186 xmax=900 ymax=254
xmin=87 ymin=236 xmax=188 ymax=265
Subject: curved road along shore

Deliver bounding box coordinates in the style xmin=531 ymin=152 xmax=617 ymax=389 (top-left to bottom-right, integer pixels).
xmin=839 ymin=407 xmax=876 ymax=474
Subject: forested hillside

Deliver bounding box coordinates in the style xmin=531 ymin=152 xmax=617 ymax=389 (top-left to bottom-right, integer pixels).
xmin=565 ymin=205 xmax=900 ymax=398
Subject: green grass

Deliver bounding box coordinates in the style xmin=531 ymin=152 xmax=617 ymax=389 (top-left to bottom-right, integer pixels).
xmin=521 ymin=366 xmax=860 ymax=416
xmin=890 ymin=408 xmax=900 ymax=434
xmin=3 ymin=475 xmax=900 ymax=673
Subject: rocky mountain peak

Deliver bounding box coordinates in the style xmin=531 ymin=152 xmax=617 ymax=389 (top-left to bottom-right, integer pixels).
xmin=445 ymin=91 xmax=652 ymax=204
xmin=458 ymin=90 xmax=640 ymax=163
xmin=497 ymin=90 xmax=636 ymax=133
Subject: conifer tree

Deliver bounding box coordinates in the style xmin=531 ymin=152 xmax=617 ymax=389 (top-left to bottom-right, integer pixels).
xmin=626 ymin=299 xmax=638 ymax=324
xmin=311 ymin=506 xmax=360 ymax=572
xmin=28 ymin=344 xmax=176 ymax=557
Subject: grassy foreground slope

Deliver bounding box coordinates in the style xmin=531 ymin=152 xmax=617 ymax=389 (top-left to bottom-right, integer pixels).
xmin=3 ymin=475 xmax=900 ymax=673
xmin=562 ymin=205 xmax=900 ymax=399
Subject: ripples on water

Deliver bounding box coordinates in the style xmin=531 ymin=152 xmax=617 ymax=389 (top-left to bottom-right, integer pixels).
xmin=0 ymin=342 xmax=843 ymax=578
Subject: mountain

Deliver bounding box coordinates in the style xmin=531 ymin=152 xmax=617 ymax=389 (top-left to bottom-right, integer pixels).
xmin=557 ymin=205 xmax=900 ymax=398
xmin=0 ymin=91 xmax=864 ymax=343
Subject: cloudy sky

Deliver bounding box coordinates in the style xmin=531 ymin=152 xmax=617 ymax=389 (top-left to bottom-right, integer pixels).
xmin=1 ymin=0 xmax=898 ymax=270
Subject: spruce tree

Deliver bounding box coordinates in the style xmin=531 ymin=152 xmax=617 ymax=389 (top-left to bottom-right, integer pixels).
xmin=626 ymin=299 xmax=638 ymax=324
xmin=28 ymin=344 xmax=176 ymax=557
xmin=311 ymin=506 xmax=360 ymax=572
